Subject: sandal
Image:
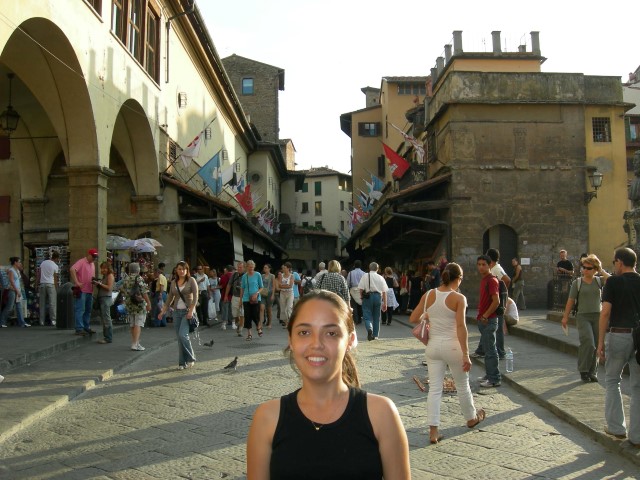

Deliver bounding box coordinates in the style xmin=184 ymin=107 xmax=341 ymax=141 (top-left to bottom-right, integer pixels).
xmin=246 ymin=334 xmax=252 ymax=341
xmin=467 ymin=408 xmax=486 ymax=428
xmin=257 ymin=329 xmax=263 ymax=337
xmin=413 ymin=375 xmax=426 ymax=392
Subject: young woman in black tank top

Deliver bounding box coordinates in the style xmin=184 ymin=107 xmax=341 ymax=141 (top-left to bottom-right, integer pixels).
xmin=246 ymin=291 xmax=410 ymax=480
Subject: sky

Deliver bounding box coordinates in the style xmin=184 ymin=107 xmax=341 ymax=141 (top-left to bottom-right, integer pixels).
xmin=197 ymin=0 xmax=636 ymax=175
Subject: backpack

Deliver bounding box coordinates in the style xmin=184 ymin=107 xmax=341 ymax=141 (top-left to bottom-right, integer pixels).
xmin=130 ymin=275 xmax=144 ymax=304
xmin=302 ymin=276 xmax=314 ymax=295
xmin=571 ymin=276 xmax=602 ymax=316
xmin=231 ymin=272 xmax=243 ymax=297
xmin=486 ymin=275 xmax=508 ymax=316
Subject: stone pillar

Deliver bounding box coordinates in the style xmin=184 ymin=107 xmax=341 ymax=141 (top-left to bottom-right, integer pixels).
xmin=66 ymin=166 xmax=111 ymax=261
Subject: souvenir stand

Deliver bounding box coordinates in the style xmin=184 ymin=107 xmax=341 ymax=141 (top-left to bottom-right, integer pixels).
xmin=25 ymin=244 xmax=71 ymax=322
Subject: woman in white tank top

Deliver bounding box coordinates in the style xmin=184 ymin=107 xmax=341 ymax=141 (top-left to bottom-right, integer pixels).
xmin=409 ymin=262 xmax=486 ymax=444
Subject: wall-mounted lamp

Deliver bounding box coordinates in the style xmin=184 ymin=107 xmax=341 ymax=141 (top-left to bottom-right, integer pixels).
xmin=204 ymin=127 xmax=211 ymax=140
xmin=584 ymin=170 xmax=603 ymax=205
xmin=0 ymin=73 xmax=20 ymax=134
xmin=178 ymin=92 xmax=187 ymax=108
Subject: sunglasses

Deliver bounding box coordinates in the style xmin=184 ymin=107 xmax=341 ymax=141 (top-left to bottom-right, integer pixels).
xmin=581 ymin=265 xmax=594 ymax=270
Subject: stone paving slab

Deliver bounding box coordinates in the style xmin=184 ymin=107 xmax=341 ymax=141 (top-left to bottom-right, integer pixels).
xmin=1 ymin=315 xmax=640 ymax=478
xmin=458 ymin=317 xmax=640 ymax=469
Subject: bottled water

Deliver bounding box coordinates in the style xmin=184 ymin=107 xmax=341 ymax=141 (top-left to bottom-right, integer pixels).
xmin=505 ymin=348 xmax=514 ymax=373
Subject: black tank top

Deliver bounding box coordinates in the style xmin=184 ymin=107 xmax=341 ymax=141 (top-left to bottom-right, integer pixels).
xmin=270 ymin=387 xmax=383 ymax=480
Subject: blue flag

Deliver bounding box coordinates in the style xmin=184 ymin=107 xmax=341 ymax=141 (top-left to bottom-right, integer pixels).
xmin=371 ymin=174 xmax=385 ymax=192
xmin=197 ymin=150 xmax=221 ymax=194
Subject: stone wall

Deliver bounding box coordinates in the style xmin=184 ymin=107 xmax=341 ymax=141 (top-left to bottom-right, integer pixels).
xmin=222 ymin=56 xmax=281 ymax=143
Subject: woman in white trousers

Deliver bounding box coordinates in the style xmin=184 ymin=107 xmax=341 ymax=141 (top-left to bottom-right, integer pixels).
xmin=410 ymin=262 xmax=485 ymax=444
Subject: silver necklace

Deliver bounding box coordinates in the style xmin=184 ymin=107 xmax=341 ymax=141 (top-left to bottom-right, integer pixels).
xmin=310 ymin=421 xmax=323 ymax=431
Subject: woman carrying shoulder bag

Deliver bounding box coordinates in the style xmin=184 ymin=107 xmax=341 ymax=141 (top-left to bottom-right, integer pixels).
xmin=561 ymin=254 xmax=609 ymax=383
xmin=159 ymin=261 xmax=199 ymax=370
xmin=409 ymin=263 xmax=485 ymax=444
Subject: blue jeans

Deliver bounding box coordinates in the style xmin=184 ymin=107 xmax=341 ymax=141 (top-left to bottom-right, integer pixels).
xmin=0 ymin=290 xmax=26 ymax=327
xmin=478 ymin=318 xmax=501 ymax=383
xmin=74 ymin=292 xmax=93 ymax=332
xmin=362 ymin=292 xmax=382 ymax=337
xmin=474 ymin=315 xmax=506 ymax=358
xmin=174 ymin=309 xmax=196 ymax=367
xmin=604 ymin=331 xmax=640 ymax=444
xmin=98 ymin=296 xmax=113 ymax=342
xmin=152 ymin=292 xmax=167 ymax=327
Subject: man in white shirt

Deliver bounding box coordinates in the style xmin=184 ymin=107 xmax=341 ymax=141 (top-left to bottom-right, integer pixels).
xmin=38 ymin=251 xmax=60 ymax=326
xmin=195 ymin=266 xmax=210 ymax=327
xmin=313 ymin=262 xmax=328 ymax=286
xmin=358 ymin=262 xmax=388 ymax=341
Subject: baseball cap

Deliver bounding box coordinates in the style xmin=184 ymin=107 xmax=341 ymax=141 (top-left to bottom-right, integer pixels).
xmin=88 ymin=248 xmax=99 ymax=257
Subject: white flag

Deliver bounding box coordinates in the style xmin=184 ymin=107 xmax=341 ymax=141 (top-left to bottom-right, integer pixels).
xmin=178 ymin=132 xmax=203 ymax=167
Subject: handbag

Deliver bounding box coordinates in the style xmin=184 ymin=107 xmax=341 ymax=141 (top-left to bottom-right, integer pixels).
xmin=412 ymin=320 xmax=430 ymax=346
xmin=411 ymin=289 xmax=431 ymax=346
xmin=176 ymin=281 xmax=199 ymax=333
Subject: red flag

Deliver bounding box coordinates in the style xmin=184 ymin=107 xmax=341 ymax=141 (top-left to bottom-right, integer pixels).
xmin=382 ymin=143 xmax=410 ymax=179
xmin=235 ymin=184 xmax=253 ymax=213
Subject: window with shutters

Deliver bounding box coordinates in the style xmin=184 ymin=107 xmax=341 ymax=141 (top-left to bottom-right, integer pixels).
xmin=111 ymin=0 xmax=160 ymax=82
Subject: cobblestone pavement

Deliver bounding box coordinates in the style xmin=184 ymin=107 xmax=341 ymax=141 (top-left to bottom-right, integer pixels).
xmin=0 ymin=321 xmax=638 ymax=479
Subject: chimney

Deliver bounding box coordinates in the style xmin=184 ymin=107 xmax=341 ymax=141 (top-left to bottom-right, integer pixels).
xmin=436 ymin=56 xmax=444 ymax=76
xmin=491 ymin=31 xmax=501 ymax=53
xmin=444 ymin=44 xmax=452 ymax=63
xmin=430 ymin=67 xmax=438 ymax=86
xmin=453 ymin=30 xmax=463 ymax=55
xmin=518 ymin=45 xmax=526 ymax=53
xmin=530 ymin=31 xmax=540 ymax=55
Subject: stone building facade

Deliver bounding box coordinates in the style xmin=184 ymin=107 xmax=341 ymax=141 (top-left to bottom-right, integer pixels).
xmin=0 ymin=1 xmax=286 ymax=276
xmin=221 ymin=54 xmax=284 ymax=144
xmin=344 ymin=31 xmax=630 ymax=307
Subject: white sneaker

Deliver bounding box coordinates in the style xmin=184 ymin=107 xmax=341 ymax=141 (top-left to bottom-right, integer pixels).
xmin=185 ymin=361 xmax=195 ymax=369
xmin=221 ymin=324 xmax=227 ymax=330
xmin=178 ymin=365 xmax=185 ymax=370
xmin=479 ymin=379 xmax=501 ymax=388
xmin=232 ymin=323 xmax=237 ymax=330
xmin=131 ymin=344 xmax=145 ymax=351
xmin=51 ymin=321 xmax=56 ymax=326
xmin=0 ymin=374 xmax=4 ymax=383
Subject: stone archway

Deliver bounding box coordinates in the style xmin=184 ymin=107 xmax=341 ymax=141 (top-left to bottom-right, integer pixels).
xmin=483 ymin=224 xmax=518 ymax=277
xmin=0 ymin=17 xmax=100 ymax=256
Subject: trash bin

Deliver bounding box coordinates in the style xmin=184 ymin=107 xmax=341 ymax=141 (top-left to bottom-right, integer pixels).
xmin=56 ymin=282 xmax=75 ymax=329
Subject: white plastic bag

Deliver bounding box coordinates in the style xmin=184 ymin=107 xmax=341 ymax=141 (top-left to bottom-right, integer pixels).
xmin=208 ymin=298 xmax=216 ymax=319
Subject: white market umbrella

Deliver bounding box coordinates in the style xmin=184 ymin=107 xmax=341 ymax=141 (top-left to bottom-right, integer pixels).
xmin=106 ymin=234 xmax=132 ymax=250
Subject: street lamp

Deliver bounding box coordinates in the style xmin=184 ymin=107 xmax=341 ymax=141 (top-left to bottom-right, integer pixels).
xmin=0 ymin=73 xmax=20 ymax=134
xmin=584 ymin=170 xmax=603 ymax=205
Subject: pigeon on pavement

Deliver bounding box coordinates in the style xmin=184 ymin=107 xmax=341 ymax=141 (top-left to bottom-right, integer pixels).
xmin=204 ymin=339 xmax=214 ymax=347
xmin=224 ymin=356 xmax=238 ymax=371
